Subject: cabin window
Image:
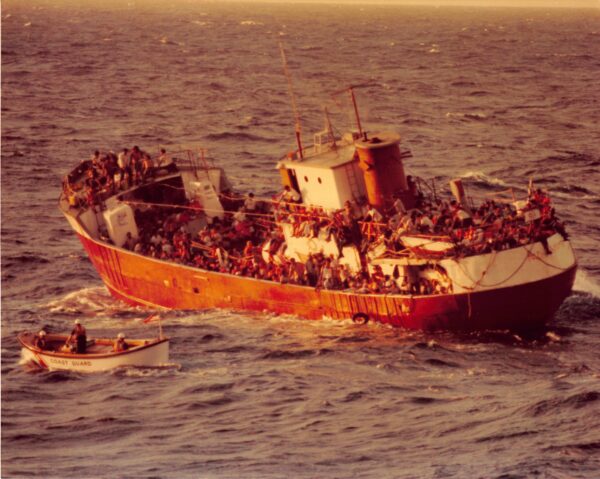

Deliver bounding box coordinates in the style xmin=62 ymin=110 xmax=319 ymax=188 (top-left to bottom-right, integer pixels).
xmin=317 ymin=177 xmax=322 ymax=184
xmin=193 ymin=287 xmax=200 ymax=294
xmin=304 ymin=176 xmax=309 ymax=183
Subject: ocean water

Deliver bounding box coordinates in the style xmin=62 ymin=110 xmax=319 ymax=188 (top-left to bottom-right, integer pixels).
xmin=2 ymin=2 xmax=600 ymax=478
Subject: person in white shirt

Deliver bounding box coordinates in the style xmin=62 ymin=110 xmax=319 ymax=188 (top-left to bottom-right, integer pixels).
xmin=366 ymin=206 xmax=383 ymax=223
xmin=244 ymin=193 xmax=257 ymax=211
xmin=280 ymin=185 xmax=301 ymax=203
xmin=156 ymin=148 xmax=177 ymax=174
xmin=117 ymin=148 xmax=129 ymax=171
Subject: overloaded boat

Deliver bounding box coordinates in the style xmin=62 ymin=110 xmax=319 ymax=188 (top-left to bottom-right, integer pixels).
xmin=18 ymin=331 xmax=169 ymax=372
xmin=59 ymin=88 xmax=577 ymax=331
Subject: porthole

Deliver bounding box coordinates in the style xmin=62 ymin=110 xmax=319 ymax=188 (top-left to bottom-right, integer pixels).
xmin=304 ymin=176 xmax=309 ymax=182
xmin=317 ymin=177 xmax=322 ymax=184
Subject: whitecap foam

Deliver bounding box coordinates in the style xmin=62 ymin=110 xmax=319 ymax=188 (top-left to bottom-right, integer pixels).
xmin=43 ymin=286 xmax=139 ymax=317
xmin=111 ymin=363 xmax=182 ymax=377
xmin=460 ymin=170 xmax=507 ymax=187
xmin=574 ymin=270 xmax=600 ymax=298
xmin=445 ymin=112 xmax=488 ymax=120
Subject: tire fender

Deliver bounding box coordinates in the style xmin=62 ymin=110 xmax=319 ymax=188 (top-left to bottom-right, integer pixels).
xmin=352 ymin=312 xmax=369 ymax=325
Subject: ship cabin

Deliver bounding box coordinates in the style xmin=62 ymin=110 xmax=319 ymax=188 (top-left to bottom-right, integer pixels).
xmin=276 ymin=129 xmax=417 ymax=213
xmin=273 ymin=128 xmax=427 ymax=280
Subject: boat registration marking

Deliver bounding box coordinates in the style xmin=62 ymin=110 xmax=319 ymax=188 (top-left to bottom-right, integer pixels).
xmin=47 ymin=357 xmax=92 ymax=367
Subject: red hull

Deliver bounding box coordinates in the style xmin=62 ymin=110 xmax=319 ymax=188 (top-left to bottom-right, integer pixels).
xmin=78 ymin=234 xmax=576 ymax=331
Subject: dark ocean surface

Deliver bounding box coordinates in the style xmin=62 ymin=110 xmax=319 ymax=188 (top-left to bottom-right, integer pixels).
xmin=2 ymin=2 xmax=600 ymax=478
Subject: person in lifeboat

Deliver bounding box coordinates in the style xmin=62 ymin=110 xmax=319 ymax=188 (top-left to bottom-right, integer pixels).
xmin=113 ymin=333 xmax=129 ymax=352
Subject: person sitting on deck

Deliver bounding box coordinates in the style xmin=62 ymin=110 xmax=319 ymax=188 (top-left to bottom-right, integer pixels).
xmin=33 ymin=330 xmax=47 ymax=350
xmin=91 ymin=150 xmax=101 ymax=167
xmin=278 ymin=185 xmax=301 ymax=206
xmin=365 ymin=205 xmax=383 ymax=223
xmin=66 ymin=319 xmax=87 ymax=354
xmin=244 ymin=192 xmax=257 ymax=212
xmin=124 ymin=232 xmax=137 ymax=251
xmin=156 ymin=148 xmax=177 ymax=174
xmin=113 ymin=333 xmax=129 ymax=352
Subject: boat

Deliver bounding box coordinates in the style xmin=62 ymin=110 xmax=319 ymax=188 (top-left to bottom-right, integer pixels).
xmin=58 ymin=87 xmax=577 ymax=331
xmin=18 ymin=331 xmax=169 ymax=372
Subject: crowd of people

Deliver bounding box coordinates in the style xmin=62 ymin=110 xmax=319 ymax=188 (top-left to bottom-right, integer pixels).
xmin=63 ymin=146 xmax=177 ymax=209
xmin=126 ymin=203 xmax=454 ymax=295
xmin=72 ymin=148 xmax=568 ymax=297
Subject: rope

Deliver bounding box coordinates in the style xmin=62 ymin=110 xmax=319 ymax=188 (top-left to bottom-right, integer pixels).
xmin=450 ymin=238 xmax=571 ymax=292
xmin=523 ymin=243 xmax=573 ymax=272
xmin=121 ymin=199 xmax=277 ymax=221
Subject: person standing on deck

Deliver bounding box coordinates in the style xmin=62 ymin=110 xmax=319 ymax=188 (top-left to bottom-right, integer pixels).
xmin=67 ymin=319 xmax=87 ymax=354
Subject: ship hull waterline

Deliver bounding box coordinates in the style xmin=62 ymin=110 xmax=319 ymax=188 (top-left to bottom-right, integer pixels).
xmin=76 ymin=233 xmax=576 ymax=332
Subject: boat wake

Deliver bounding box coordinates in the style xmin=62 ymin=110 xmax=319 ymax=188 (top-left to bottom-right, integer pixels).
xmin=44 ymin=287 xmax=137 ymax=316
xmin=110 ymin=363 xmax=182 ymax=377
xmin=574 ymin=270 xmax=600 ymax=298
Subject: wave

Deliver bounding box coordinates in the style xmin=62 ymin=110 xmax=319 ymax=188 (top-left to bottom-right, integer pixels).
xmin=410 ymin=396 xmax=439 ymax=404
xmin=424 ymin=358 xmax=460 ymax=368
xmin=544 ymin=151 xmax=597 ymax=164
xmin=402 ymin=118 xmax=429 ymax=126
xmin=574 ymin=270 xmax=600 ymax=298
xmin=445 ymin=111 xmax=489 ymax=121
xmin=159 ymin=36 xmax=180 ymax=46
xmin=459 ymin=170 xmax=508 ymax=187
xmin=204 ymin=131 xmax=270 ymax=142
xmin=261 ymin=348 xmax=327 ymax=360
xmin=552 ymin=184 xmax=596 ymax=196
xmin=526 ymin=391 xmax=599 ymax=417
xmin=2 ymin=254 xmax=50 ymax=267
xmin=43 ymin=286 xmax=134 ymax=316
xmin=110 ymin=364 xmax=182 ymax=377
xmin=450 ymin=80 xmax=477 ymax=87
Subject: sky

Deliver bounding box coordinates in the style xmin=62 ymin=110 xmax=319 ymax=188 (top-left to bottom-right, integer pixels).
xmin=6 ymin=0 xmax=599 ymax=7
xmin=350 ymin=0 xmax=599 ymax=6
xmin=289 ymin=0 xmax=598 ymax=6
xmin=223 ymin=0 xmax=600 ymax=7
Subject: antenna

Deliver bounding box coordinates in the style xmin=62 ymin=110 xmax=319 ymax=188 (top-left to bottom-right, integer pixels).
xmin=331 ymin=83 xmax=376 ymax=140
xmin=279 ymin=43 xmax=303 ymax=160
xmin=348 ymin=87 xmax=364 ymax=139
xmin=323 ymin=106 xmax=336 ymax=148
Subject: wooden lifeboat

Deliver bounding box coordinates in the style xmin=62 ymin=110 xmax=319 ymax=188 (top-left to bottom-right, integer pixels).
xmin=18 ymin=331 xmax=169 ymax=372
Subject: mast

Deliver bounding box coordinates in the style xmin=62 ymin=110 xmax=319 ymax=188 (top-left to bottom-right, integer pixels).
xmin=331 ymin=84 xmax=373 ymax=140
xmin=324 ymin=105 xmax=336 ymax=148
xmin=348 ymin=86 xmax=364 ymax=139
xmin=279 ymin=43 xmax=303 ymax=160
